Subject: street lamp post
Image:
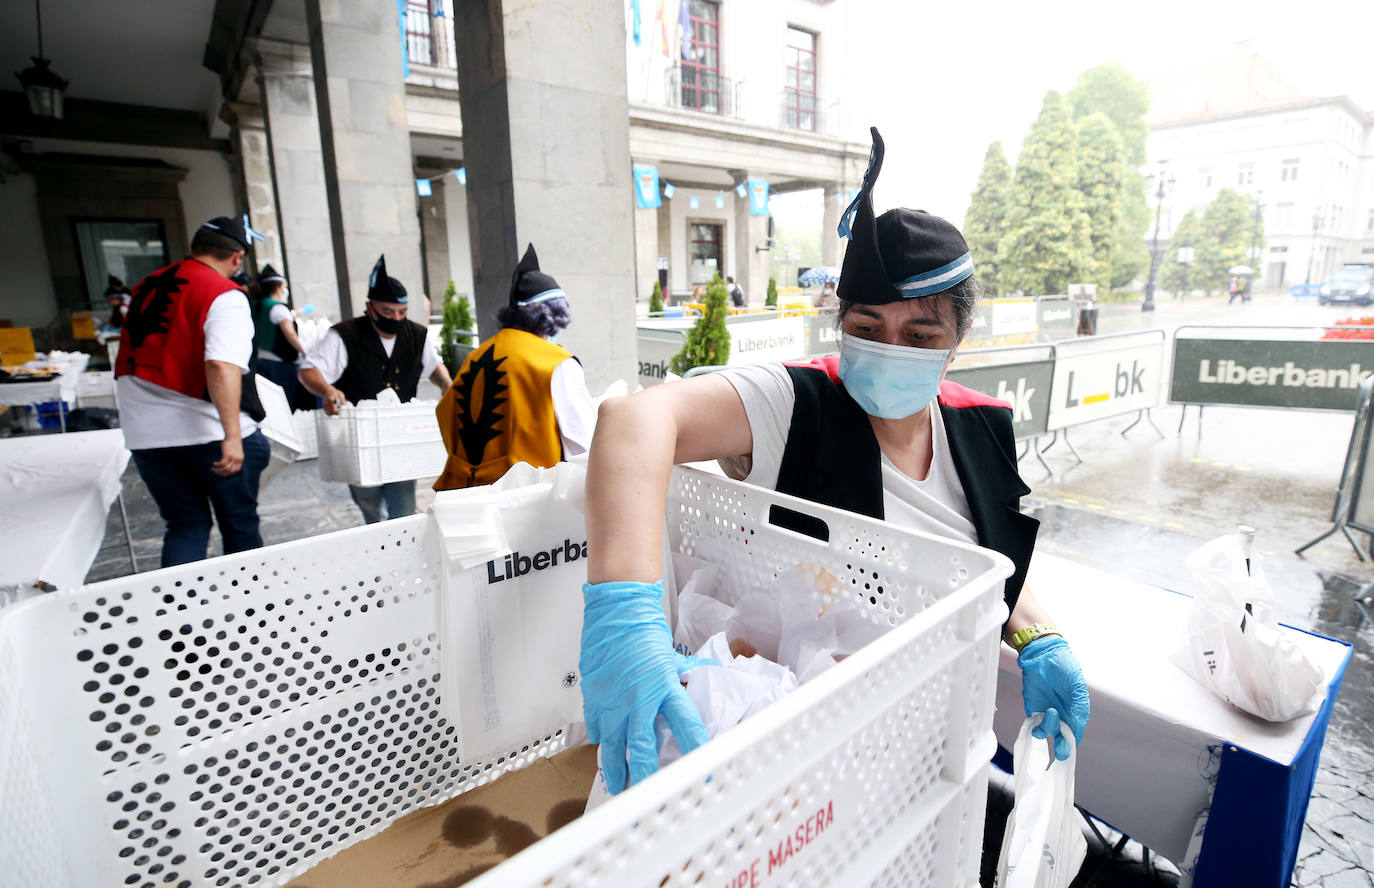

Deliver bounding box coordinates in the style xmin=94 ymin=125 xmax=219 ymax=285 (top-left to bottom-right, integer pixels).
xmin=1142 ymin=162 xmax=1173 ymax=313
xmin=1305 ymin=209 xmax=1324 ymax=285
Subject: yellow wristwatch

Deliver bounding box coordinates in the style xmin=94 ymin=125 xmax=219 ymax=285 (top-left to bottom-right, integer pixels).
xmin=1010 ymin=623 xmax=1063 ymax=653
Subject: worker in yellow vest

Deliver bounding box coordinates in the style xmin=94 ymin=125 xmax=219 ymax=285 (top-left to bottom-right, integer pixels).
xmin=434 ymin=244 xmax=595 ymax=489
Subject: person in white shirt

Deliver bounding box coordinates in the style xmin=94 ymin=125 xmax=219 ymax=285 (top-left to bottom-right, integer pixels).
xmin=297 ymin=254 xmax=453 ymax=523
xmin=115 ymin=214 xmax=271 ymax=566
xmin=433 ymin=243 xmax=596 ymax=489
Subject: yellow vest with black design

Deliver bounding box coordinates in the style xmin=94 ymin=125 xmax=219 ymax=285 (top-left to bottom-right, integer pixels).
xmin=434 ymin=328 xmax=572 ymax=489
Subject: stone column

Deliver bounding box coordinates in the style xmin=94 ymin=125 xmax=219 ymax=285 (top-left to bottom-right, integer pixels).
xmin=303 ymin=0 xmax=424 ymax=323
xmin=419 ymin=176 xmax=452 ymax=306
xmin=453 ymin=0 xmax=636 ymax=391
xmin=733 ymin=177 xmax=770 ymax=305
xmin=231 ymin=104 xmax=285 ymax=274
xmin=822 ymin=183 xmax=848 ymax=269
xmin=256 ymin=40 xmax=341 ymax=319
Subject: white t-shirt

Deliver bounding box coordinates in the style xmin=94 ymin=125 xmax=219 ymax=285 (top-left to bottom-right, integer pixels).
xmin=299 ymin=326 xmax=441 ymax=390
xmin=717 ymin=363 xmax=978 ymax=546
xmin=117 ymin=290 xmax=261 ymax=450
xmin=257 ymin=303 xmax=295 ymax=363
xmin=549 ymin=358 xmax=596 ymax=455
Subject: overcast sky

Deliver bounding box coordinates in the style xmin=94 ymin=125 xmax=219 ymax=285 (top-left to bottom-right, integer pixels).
xmin=775 ymin=0 xmax=1374 ymax=235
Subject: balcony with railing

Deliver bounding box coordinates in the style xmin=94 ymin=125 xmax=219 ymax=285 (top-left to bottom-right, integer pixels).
xmin=778 ymin=89 xmax=840 ymax=137
xmin=663 ymin=66 xmax=743 ymax=119
xmin=404 ymin=0 xmax=457 ymax=70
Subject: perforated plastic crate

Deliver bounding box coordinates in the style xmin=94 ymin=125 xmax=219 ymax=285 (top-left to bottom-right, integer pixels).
xmin=0 ymin=467 xmax=1010 ymax=888
xmin=291 ymin=410 xmax=318 ymax=461
xmin=314 ymin=401 xmax=445 ymax=485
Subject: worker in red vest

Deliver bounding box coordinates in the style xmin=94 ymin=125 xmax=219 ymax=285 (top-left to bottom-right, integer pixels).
xmin=115 ymin=214 xmax=270 ymax=566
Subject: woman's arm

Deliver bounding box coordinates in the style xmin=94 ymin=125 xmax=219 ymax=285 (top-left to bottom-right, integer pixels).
xmin=1004 ymin=584 xmax=1056 ymax=645
xmin=276 ymin=318 xmax=307 ymax=356
xmin=586 ymin=373 xmax=753 ymax=583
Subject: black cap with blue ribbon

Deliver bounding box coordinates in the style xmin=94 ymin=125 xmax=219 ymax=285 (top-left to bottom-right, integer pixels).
xmin=197 ymin=213 xmax=267 ymax=253
xmin=836 ymin=127 xmax=974 ymax=305
xmin=508 ymin=243 xmax=566 ymax=308
xmin=367 ymin=254 xmax=408 ymax=304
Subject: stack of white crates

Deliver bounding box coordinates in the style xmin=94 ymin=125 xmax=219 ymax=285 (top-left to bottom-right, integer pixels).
xmin=0 ymin=467 xmax=1010 ymax=888
xmin=315 ymin=401 xmax=446 ymax=484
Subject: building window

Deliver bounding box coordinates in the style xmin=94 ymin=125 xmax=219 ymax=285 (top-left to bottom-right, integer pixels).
xmin=681 ymin=0 xmax=721 ymax=113
xmin=1237 ymin=162 xmax=1255 ymax=186
xmin=1368 ymin=209 xmax=1374 ymax=231
xmin=1199 ymin=167 xmax=1212 ymax=188
xmin=689 ymin=222 xmax=723 ymax=284
xmin=1275 ymin=202 xmax=1294 ymax=229
xmin=1280 ymin=158 xmax=1298 ymax=181
xmin=784 ymin=27 xmax=817 ymax=132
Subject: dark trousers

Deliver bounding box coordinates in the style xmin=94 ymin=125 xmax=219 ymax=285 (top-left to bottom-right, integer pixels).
xmin=256 ymin=357 xmax=299 ymax=404
xmin=132 ymin=430 xmax=271 ymax=567
xmin=347 ymin=481 xmax=417 ymax=524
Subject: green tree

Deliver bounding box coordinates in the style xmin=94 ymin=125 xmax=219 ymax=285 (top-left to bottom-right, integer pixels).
xmin=649 ymin=279 xmax=664 ymax=314
xmin=671 ymin=274 xmax=731 ymax=375
xmin=765 ymin=277 xmax=778 ymax=308
xmin=1074 ymin=113 xmax=1124 ymax=293
xmin=1000 ymin=92 xmax=1094 ymax=296
xmin=1195 ymin=189 xmax=1261 ymax=293
xmin=1160 ymin=209 xmax=1202 ymax=295
xmin=439 ymin=280 xmax=475 ymax=375
xmin=1068 ymin=63 xmax=1152 ymax=289
xmin=963 ymin=141 xmax=1012 ymax=297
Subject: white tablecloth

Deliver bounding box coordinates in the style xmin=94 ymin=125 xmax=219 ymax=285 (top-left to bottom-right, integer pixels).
xmin=994 ymin=552 xmax=1351 ymax=870
xmin=0 ymin=352 xmax=91 ymax=409
xmin=0 ymin=429 xmax=129 ymax=602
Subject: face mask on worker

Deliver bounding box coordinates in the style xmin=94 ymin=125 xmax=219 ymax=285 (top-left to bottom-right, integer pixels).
xmin=837 ymin=331 xmax=950 ymax=419
xmin=369 ymin=304 xmax=405 ymax=335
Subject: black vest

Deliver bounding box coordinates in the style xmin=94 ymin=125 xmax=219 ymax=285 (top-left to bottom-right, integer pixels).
xmin=776 ymin=365 xmax=1038 ymax=614
xmin=332 ymin=316 xmax=427 ymax=404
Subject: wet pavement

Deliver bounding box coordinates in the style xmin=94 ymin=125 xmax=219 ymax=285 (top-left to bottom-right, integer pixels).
xmin=66 ymin=290 xmax=1374 ymax=886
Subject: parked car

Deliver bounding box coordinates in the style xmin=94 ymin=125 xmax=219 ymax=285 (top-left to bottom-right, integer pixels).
xmin=1319 ymin=264 xmax=1374 ymax=306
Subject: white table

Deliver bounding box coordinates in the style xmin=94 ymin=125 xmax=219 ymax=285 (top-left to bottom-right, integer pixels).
xmin=994 ymin=553 xmax=1352 ymax=887
xmin=0 ymin=352 xmax=92 ymax=431
xmin=0 ymin=429 xmax=131 ymax=605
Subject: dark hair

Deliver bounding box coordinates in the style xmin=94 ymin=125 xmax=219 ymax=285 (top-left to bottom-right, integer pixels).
xmin=190 ymin=228 xmax=244 ymax=262
xmin=247 ymin=279 xmax=286 ymax=305
xmin=837 ymin=274 xmax=983 ymax=341
xmin=495 ymin=297 xmax=572 ymax=338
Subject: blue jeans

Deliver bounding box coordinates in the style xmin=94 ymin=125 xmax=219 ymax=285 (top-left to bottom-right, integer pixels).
xmin=132 ymin=430 xmax=271 ymax=567
xmin=347 ymin=481 xmax=416 ymax=524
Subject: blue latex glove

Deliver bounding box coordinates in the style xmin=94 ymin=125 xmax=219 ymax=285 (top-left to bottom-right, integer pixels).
xmin=580 ymin=580 xmax=712 ymax=794
xmin=1018 ymin=636 xmax=1090 ymax=761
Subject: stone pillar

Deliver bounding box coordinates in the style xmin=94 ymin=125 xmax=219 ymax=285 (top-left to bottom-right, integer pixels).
xmin=419 ymin=176 xmax=451 ymax=306
xmin=303 ymin=0 xmax=424 ymax=323
xmin=733 ymin=177 xmax=769 ymax=305
xmin=822 ymin=183 xmax=848 ymax=269
xmin=453 ymin=0 xmax=636 ymax=391
xmin=231 ymin=105 xmax=285 ymax=274
xmin=257 ymin=40 xmax=341 ymax=320
xmin=632 ymin=161 xmax=659 ymax=303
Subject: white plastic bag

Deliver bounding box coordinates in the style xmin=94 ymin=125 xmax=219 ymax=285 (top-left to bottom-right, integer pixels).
xmin=996 ymin=716 xmax=1087 ymax=888
xmin=1171 ymin=533 xmax=1325 ymax=721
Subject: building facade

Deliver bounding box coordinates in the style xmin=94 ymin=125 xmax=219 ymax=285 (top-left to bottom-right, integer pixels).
xmin=1144 ymin=48 xmax=1374 ymax=291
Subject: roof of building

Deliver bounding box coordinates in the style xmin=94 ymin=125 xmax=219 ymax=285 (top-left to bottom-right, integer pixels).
xmin=1152 ymin=95 xmax=1372 ymax=131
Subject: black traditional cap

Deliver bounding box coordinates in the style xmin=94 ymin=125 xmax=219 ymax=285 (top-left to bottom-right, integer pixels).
xmin=104 ymin=274 xmax=128 ymax=297
xmin=366 ymin=254 xmax=408 ymax=304
xmin=836 ymin=127 xmax=974 ymax=305
xmin=507 ymin=244 xmax=566 ymax=308
xmin=196 ymin=213 xmax=265 ymax=253
xmin=258 ymin=264 xmax=286 ymax=284
xmin=230 ymin=269 xmax=251 ymax=288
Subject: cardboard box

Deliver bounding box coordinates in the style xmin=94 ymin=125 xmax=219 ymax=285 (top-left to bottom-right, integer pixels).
xmin=286 ymin=744 xmax=597 ymax=888
xmin=71 ymin=312 xmax=98 ymax=339
xmin=0 ymin=327 xmax=36 ymax=366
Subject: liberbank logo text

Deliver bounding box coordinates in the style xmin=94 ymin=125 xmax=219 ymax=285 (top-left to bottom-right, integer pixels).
xmin=1197 ymin=360 xmax=1370 ymax=390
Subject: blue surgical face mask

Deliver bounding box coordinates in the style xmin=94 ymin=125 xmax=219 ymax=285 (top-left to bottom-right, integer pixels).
xmin=837 ymin=331 xmax=950 ymax=419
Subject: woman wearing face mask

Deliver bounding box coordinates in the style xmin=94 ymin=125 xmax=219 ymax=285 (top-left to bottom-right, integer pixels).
xmin=247 ymin=265 xmax=306 ymax=402
xmin=433 ymin=243 xmax=596 ymax=490
xmin=579 ymin=128 xmax=1090 ymax=797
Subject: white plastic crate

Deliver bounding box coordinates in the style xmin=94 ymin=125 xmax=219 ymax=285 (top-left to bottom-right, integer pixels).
xmin=315 ymin=401 xmax=445 ymax=485
xmin=0 ymin=467 xmax=1010 ymax=888
xmin=291 ymin=410 xmax=319 ymax=460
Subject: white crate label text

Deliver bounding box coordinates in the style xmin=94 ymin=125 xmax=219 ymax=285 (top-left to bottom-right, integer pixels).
xmin=403 ymin=420 xmax=439 ymax=435
xmin=725 ymin=797 xmax=840 ymax=887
